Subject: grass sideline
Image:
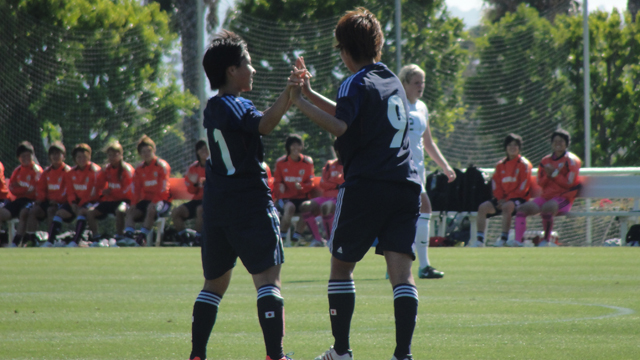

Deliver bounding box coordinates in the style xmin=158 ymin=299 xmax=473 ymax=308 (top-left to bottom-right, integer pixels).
xmin=0 ymin=247 xmax=638 ymax=360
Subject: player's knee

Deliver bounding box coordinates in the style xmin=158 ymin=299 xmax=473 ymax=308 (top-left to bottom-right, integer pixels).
xmin=196 ymin=205 xmax=203 ymax=217
xmin=478 ymin=201 xmax=492 ymax=215
xmin=503 ymin=201 xmax=515 ymax=213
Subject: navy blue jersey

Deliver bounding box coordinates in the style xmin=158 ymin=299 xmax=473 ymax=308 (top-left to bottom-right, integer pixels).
xmin=334 ymin=63 xmax=421 ymax=190
xmin=202 ymin=94 xmax=273 ymax=225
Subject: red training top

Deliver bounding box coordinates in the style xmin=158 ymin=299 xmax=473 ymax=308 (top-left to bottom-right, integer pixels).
xmin=132 ymin=157 xmax=171 ymax=204
xmin=319 ymin=159 xmax=344 ymax=198
xmin=273 ymin=154 xmax=315 ymax=200
xmin=184 ymin=161 xmax=206 ymax=201
xmin=538 ymin=151 xmax=582 ymax=202
xmin=96 ymin=161 xmax=135 ymax=202
xmin=9 ymin=162 xmax=43 ymax=200
xmin=67 ymin=162 xmax=102 ymax=206
xmin=37 ymin=164 xmax=71 ymax=203
xmin=0 ymin=161 xmax=8 ymax=201
xmin=491 ymin=155 xmax=533 ymax=201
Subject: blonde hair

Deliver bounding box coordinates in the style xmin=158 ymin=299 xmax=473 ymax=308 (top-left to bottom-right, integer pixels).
xmin=398 ymin=64 xmax=425 ymax=84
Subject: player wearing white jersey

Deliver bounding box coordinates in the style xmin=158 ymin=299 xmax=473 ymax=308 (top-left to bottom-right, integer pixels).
xmin=399 ymin=64 xmax=456 ymax=279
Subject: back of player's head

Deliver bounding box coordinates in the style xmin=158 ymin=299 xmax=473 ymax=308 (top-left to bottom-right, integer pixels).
xmin=48 ymin=141 xmax=66 ymax=156
xmin=104 ymin=141 xmax=123 ymax=154
xmin=399 ymin=64 xmax=425 ymax=84
xmin=72 ymin=143 xmax=92 ymax=159
xmin=16 ymin=141 xmax=35 ymax=158
xmin=203 ymin=30 xmax=248 ymax=90
xmin=335 ymin=7 xmax=384 ymax=63
xmin=285 ymin=134 xmax=303 ymax=155
xmin=551 ymin=128 xmax=570 ymax=147
xmin=137 ymin=135 xmax=156 ymax=154
xmin=195 ymin=139 xmax=208 ymax=160
xmin=503 ymin=133 xmax=523 ymax=150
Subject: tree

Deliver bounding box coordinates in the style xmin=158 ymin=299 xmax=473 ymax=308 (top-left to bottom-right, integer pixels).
xmin=556 ymin=9 xmax=640 ymax=166
xmin=228 ymin=0 xmax=467 ymax=172
xmin=0 ymin=0 xmax=197 ymax=169
xmin=463 ymin=5 xmax=576 ymax=163
xmin=629 ymin=0 xmax=640 ymax=21
xmin=484 ymin=0 xmax=577 ymax=22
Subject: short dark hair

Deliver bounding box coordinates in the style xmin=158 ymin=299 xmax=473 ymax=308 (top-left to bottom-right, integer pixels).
xmin=48 ymin=141 xmax=66 ymax=156
xmin=72 ymin=143 xmax=92 ymax=159
xmin=203 ymin=30 xmax=248 ymax=90
xmin=16 ymin=141 xmax=35 ymax=158
xmin=551 ymin=128 xmax=570 ymax=147
xmin=195 ymin=140 xmax=208 ymax=161
xmin=285 ymin=134 xmax=303 ymax=155
xmin=335 ymin=7 xmax=384 ymax=63
xmin=137 ymin=135 xmax=156 ymax=154
xmin=503 ymin=133 xmax=523 ymax=150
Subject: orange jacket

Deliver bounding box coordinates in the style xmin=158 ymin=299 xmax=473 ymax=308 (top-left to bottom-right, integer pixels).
xmin=319 ymin=159 xmax=344 ymax=198
xmin=96 ymin=162 xmax=135 ymax=202
xmin=0 ymin=161 xmax=8 ymax=201
xmin=491 ymin=155 xmax=533 ymax=201
xmin=538 ymin=151 xmax=582 ymax=202
xmin=9 ymin=162 xmax=43 ymax=200
xmin=184 ymin=161 xmax=206 ymax=201
xmin=273 ymin=154 xmax=315 ymax=200
xmin=132 ymin=157 xmax=171 ymax=204
xmin=67 ymin=162 xmax=102 ymax=206
xmin=37 ymin=164 xmax=71 ymax=203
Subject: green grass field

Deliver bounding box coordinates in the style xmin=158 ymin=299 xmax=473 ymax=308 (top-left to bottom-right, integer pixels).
xmin=1 ymin=247 xmax=638 ymax=360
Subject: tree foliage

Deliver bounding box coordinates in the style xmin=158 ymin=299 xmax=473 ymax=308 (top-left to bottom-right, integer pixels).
xmin=0 ymin=0 xmax=197 ymax=169
xmin=484 ymin=0 xmax=577 ymax=22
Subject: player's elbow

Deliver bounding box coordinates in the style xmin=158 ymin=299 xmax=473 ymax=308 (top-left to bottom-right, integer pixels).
xmin=331 ymin=122 xmax=348 ymax=137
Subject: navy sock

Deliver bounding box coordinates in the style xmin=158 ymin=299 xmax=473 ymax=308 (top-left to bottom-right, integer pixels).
xmin=190 ymin=290 xmax=221 ymax=360
xmin=257 ymin=285 xmax=285 ymax=360
xmin=328 ymin=279 xmax=355 ymax=355
xmin=49 ymin=217 xmax=63 ymax=243
xmin=72 ymin=216 xmax=87 ymax=243
xmin=393 ymin=284 xmax=419 ymax=359
xmin=501 ymin=232 xmax=509 ymax=241
xmin=12 ymin=233 xmax=22 ymax=245
xmin=477 ymin=231 xmax=485 ymax=242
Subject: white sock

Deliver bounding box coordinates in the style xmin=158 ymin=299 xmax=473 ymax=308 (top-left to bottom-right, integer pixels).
xmin=415 ymin=213 xmax=431 ymax=269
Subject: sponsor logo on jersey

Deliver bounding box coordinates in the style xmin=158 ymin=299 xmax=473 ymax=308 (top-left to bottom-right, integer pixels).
xmin=19 ymin=181 xmax=30 ymax=187
xmin=108 ymin=183 xmax=121 ymax=189
xmin=144 ymin=180 xmax=158 ymax=187
xmin=502 ymin=176 xmax=517 ymax=183
xmin=299 ymin=169 xmax=305 ymax=175
xmin=48 ymin=184 xmax=61 ymax=190
xmin=284 ymin=176 xmax=302 ymax=183
xmin=74 ymin=184 xmax=87 ymax=191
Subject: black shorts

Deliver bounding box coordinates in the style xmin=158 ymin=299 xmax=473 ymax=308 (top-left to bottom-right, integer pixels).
xmin=329 ymin=180 xmax=420 ymax=263
xmin=1 ymin=198 xmax=32 ymax=218
xmin=135 ymin=200 xmax=171 ymax=219
xmin=94 ymin=201 xmax=129 ymax=220
xmin=487 ymin=198 xmax=527 ymax=217
xmin=59 ymin=203 xmax=92 ymax=222
xmin=201 ymin=204 xmax=283 ymax=279
xmin=180 ymin=200 xmax=202 ymax=220
xmin=33 ymin=201 xmax=58 ymax=220
xmin=277 ymin=198 xmax=306 ymax=212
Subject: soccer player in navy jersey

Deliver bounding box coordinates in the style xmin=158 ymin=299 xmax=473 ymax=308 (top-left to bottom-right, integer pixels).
xmin=291 ymin=8 xmax=422 ymax=360
xmin=187 ymin=30 xmax=304 ymax=360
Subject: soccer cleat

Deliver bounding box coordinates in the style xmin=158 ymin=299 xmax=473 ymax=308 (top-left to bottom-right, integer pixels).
xmin=8 ymin=242 xmax=18 ymax=248
xmin=135 ymin=233 xmax=147 ymax=247
xmin=468 ymin=240 xmax=485 ymax=247
xmin=538 ymin=240 xmax=550 ymax=247
xmin=315 ymin=347 xmax=353 ymax=360
xmin=188 ymin=357 xmax=206 ymax=360
xmin=116 ymin=236 xmax=133 ymax=247
xmin=419 ymin=265 xmax=444 ymax=279
xmin=39 ymin=241 xmax=54 ymax=248
xmin=266 ymin=356 xmax=294 ymax=360
xmin=505 ymin=239 xmax=523 ymax=247
xmin=493 ymin=239 xmax=506 ymax=247
xmin=523 ymin=240 xmax=534 ymax=247
xmin=309 ymin=239 xmax=327 ymax=247
xmin=53 ymin=241 xmax=67 ymax=247
xmin=65 ymin=241 xmax=78 ymax=248
xmin=391 ymin=355 xmax=414 ymax=360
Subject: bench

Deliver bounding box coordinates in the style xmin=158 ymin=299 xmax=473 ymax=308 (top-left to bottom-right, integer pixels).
xmin=430 ymin=168 xmax=640 ymax=246
xmin=147 ymin=177 xmax=193 ymax=246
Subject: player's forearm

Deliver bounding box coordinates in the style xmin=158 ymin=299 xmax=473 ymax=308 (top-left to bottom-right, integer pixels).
xmin=295 ymin=98 xmax=347 ymax=137
xmin=259 ymin=90 xmax=290 ymax=135
xmin=303 ymin=88 xmax=337 ymax=115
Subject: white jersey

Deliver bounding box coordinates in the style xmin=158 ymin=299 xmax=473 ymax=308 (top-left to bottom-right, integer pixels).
xmin=407 ymin=100 xmax=428 ymax=185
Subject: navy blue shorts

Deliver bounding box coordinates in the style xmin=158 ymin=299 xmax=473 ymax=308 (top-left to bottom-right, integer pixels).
xmin=201 ymin=204 xmax=284 ymax=279
xmin=1 ymin=198 xmax=32 ymax=218
xmin=94 ymin=201 xmax=129 ymax=220
xmin=180 ymin=199 xmax=202 ymax=220
xmin=135 ymin=200 xmax=171 ymax=219
xmin=329 ymin=180 xmax=420 ymax=263
xmin=487 ymin=197 xmax=527 ymax=217
xmin=59 ymin=202 xmax=93 ymax=222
